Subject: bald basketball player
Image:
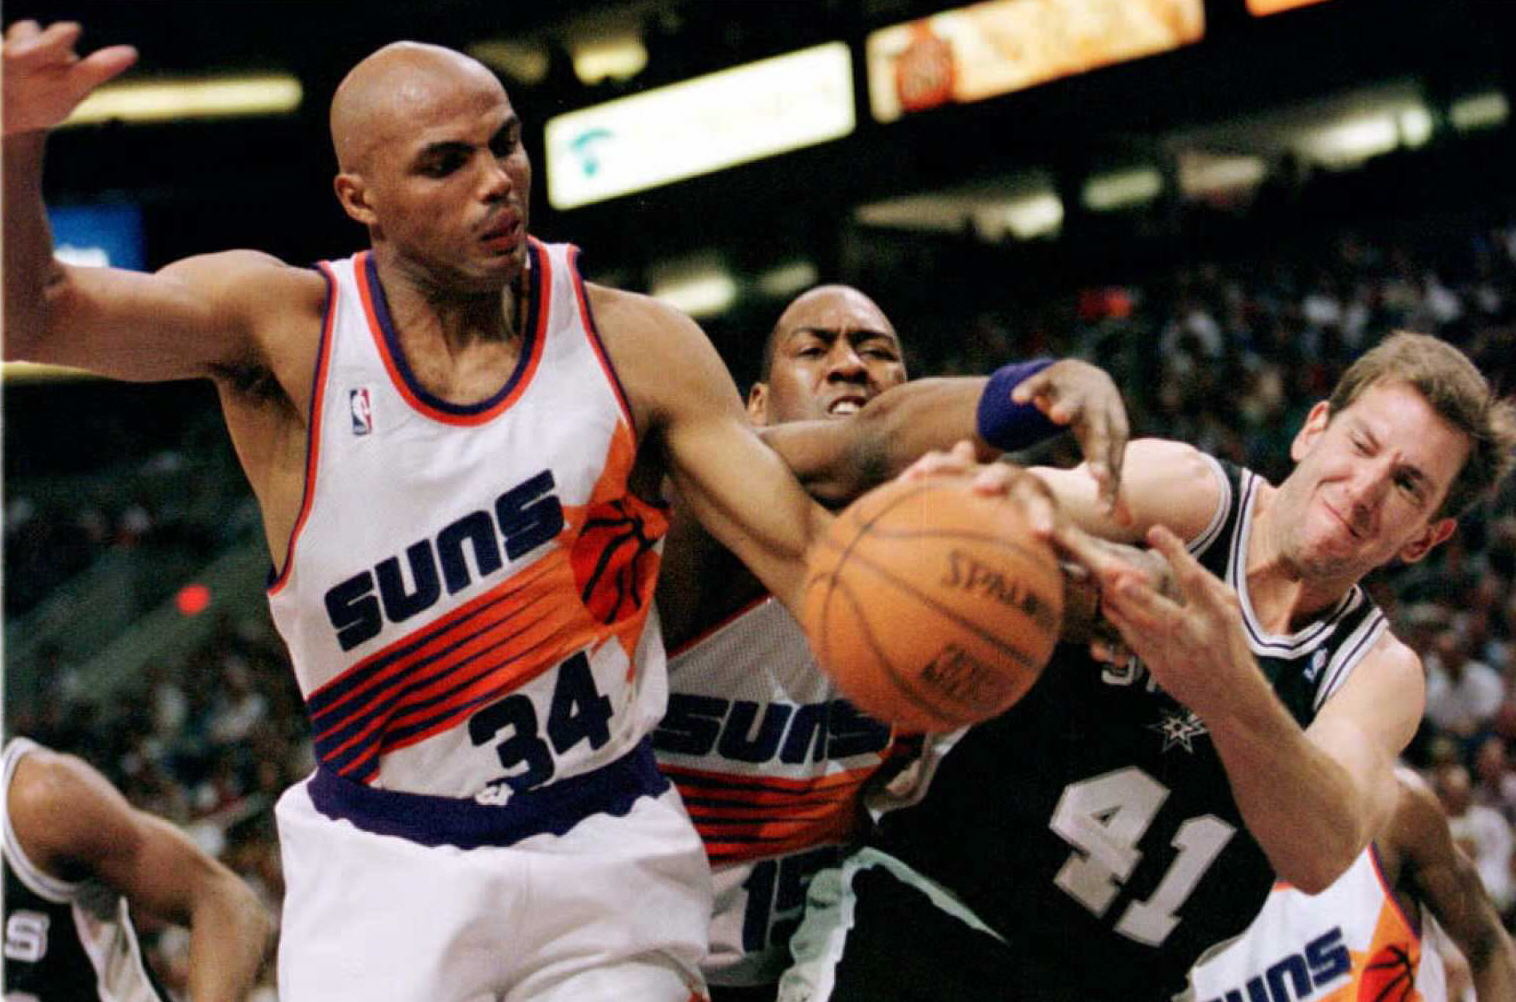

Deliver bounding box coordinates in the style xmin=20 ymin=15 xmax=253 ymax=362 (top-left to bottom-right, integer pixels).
xmin=4 ymin=22 xmax=1036 ymax=1002
xmin=653 ymin=285 xmax=1129 ymax=1000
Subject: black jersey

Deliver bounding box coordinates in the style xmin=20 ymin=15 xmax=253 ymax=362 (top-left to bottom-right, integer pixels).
xmin=872 ymin=458 xmax=1389 ymax=1000
xmin=2 ymin=739 xmax=166 ymax=1002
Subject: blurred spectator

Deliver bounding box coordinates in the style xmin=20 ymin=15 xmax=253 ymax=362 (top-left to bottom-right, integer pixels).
xmin=1425 ymin=625 xmax=1505 ymax=742
xmin=1436 ymin=763 xmax=1515 ymax=915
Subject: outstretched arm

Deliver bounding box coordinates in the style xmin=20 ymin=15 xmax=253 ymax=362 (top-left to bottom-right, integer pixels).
xmin=1392 ymin=776 xmax=1516 ymax=1000
xmin=10 ymin=748 xmax=274 ymax=1002
xmin=760 ymin=359 xmax=1130 ymax=511
xmin=3 ymin=20 xmax=316 ymax=383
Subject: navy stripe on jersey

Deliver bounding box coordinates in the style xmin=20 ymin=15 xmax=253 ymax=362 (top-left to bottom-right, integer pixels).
xmin=308 ymin=736 xmax=669 ymax=848
xmin=568 ymin=246 xmax=639 ymax=435
xmin=307 ymin=593 xmax=558 ymax=774
xmin=362 ymin=244 xmax=544 ymax=417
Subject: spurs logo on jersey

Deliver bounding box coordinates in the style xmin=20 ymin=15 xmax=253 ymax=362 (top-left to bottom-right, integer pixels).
xmin=269 ymin=240 xmax=669 ymax=800
xmin=2 ymin=739 xmax=166 ymax=1002
xmin=657 ymin=598 xmax=909 ymax=985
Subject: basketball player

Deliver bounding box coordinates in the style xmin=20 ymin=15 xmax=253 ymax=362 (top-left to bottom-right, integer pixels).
xmin=3 ymin=22 xmax=1024 ymax=1001
xmin=2 ymin=737 xmax=273 ymax=1002
xmin=1185 ymin=768 xmax=1516 ymax=1002
xmin=781 ymin=332 xmax=1516 ymax=1001
xmin=653 ymin=284 xmax=1130 ymax=999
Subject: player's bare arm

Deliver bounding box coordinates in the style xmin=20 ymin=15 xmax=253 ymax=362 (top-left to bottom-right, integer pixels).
xmin=10 ymin=748 xmax=274 ymax=1002
xmin=588 ymin=283 xmax=830 ymax=612
xmin=1035 ymin=437 xmax=1221 ymax=545
xmin=760 ymin=359 xmax=1129 ymax=509
xmin=1061 ymin=523 xmax=1422 ymax=890
xmin=1390 ymin=774 xmax=1516 ymax=1000
xmin=4 ymin=21 xmax=332 ymax=560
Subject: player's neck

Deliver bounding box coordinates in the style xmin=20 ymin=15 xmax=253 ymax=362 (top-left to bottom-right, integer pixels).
xmin=1245 ymin=483 xmax=1359 ymax=632
xmin=371 ymin=250 xmax=530 ymax=352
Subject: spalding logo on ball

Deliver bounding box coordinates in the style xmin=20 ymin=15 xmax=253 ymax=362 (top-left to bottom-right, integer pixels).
xmin=800 ymin=474 xmax=1063 ymax=734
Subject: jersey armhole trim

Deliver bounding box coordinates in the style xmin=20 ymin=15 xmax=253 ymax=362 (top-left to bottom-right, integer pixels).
xmin=1184 ymin=452 xmax=1232 ymax=557
xmin=2 ymin=738 xmax=86 ymax=903
xmin=268 ymin=261 xmax=339 ymax=595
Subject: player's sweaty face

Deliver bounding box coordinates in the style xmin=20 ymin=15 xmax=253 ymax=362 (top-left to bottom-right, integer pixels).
xmin=374 ymin=86 xmax=531 ymax=290
xmin=760 ymin=302 xmax=906 ymax=425
xmin=1282 ymin=379 xmax=1467 ymax=576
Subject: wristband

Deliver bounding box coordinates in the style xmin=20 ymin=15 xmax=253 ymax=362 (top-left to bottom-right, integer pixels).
xmin=976 ymin=358 xmax=1061 ymax=452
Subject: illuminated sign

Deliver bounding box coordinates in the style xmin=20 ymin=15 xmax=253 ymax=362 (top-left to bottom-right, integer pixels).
xmin=545 ymin=43 xmax=855 ymax=210
xmin=866 ymin=0 xmax=1204 ymax=123
xmin=49 ymin=204 xmax=144 ymax=270
xmin=1247 ymin=0 xmax=1334 ymax=14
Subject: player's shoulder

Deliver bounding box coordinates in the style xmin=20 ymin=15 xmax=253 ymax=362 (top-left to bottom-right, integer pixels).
xmin=1122 ymin=437 xmax=1227 ymax=540
xmin=582 ymin=281 xmax=702 ymax=343
xmin=156 ymin=250 xmax=326 ymax=315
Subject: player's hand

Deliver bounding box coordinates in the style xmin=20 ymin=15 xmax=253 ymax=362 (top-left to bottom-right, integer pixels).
xmin=3 ymin=21 xmax=137 ymax=137
xmin=899 ymin=440 xmax=1054 ymax=519
xmin=1063 ymin=523 xmax=1254 ymax=719
xmin=1049 ymin=523 xmax=1173 ymax=656
xmin=1011 ymin=359 xmax=1131 ymax=523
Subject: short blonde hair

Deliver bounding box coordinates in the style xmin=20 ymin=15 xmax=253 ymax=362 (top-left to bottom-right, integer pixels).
xmin=1327 ymin=331 xmax=1516 ymax=518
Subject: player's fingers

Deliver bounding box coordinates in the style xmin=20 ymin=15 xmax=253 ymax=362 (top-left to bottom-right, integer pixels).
xmin=1146 ymin=525 xmax=1218 ymax=603
xmin=968 ymin=461 xmax=1017 ymax=498
xmin=1049 ymin=521 xmax=1124 ymax=575
xmin=75 ymin=44 xmax=137 ymax=88
xmin=5 ymin=20 xmax=42 ymax=43
xmin=5 ymin=20 xmax=81 ymax=64
xmin=1009 ymin=368 xmax=1055 ymax=406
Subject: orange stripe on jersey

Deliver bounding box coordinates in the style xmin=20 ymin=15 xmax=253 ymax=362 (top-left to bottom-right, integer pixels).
xmin=355 ymin=245 xmax=551 ymax=426
xmin=269 ymin=262 xmax=340 ymax=595
xmin=309 ymin=548 xmax=605 ymax=774
xmin=665 ymin=763 xmax=875 ymax=864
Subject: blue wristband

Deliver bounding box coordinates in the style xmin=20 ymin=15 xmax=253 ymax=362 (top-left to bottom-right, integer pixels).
xmin=976 ymin=358 xmax=1062 ymax=452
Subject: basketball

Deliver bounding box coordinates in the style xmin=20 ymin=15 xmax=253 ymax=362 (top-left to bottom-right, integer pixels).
xmin=800 ymin=474 xmax=1064 ymax=734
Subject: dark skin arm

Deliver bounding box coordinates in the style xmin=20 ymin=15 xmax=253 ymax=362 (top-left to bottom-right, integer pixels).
xmin=657 ymin=361 xmax=1132 ymax=649
xmin=9 ymin=747 xmax=275 ymax=1002
xmin=1378 ymin=774 xmax=1516 ymax=1001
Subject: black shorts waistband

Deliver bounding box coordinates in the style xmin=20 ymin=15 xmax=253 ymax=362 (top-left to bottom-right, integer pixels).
xmin=307 ymin=736 xmax=669 ymax=849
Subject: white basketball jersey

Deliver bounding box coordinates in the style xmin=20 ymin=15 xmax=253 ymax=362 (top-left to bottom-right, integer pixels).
xmin=268 ymin=240 xmax=669 ymax=801
xmin=656 ymin=598 xmax=911 ymax=984
xmin=1184 ymin=848 xmax=1443 ymax=1002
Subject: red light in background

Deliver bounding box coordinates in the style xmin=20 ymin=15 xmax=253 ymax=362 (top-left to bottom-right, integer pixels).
xmin=176 ymin=583 xmax=212 ymax=616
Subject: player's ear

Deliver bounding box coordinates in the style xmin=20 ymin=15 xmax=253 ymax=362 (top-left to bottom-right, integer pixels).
xmin=747 ymin=382 xmax=770 ymax=426
xmin=334 ymin=172 xmax=378 ymax=227
xmin=1289 ymin=400 xmax=1332 ymax=462
xmin=1399 ymin=516 xmax=1456 ymax=564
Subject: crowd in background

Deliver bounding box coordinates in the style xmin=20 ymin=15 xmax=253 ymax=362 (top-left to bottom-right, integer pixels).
xmin=6 ymin=200 xmax=1516 ymax=995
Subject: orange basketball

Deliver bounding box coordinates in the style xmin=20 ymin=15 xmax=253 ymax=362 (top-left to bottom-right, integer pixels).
xmin=800 ymin=475 xmax=1063 ymax=734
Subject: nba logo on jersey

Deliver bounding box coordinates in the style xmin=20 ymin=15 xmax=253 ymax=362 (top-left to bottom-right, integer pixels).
xmin=349 ymin=387 xmax=373 ymax=436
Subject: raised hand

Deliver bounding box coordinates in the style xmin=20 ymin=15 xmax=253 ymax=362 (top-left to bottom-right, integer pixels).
xmin=1011 ymin=359 xmax=1131 ymax=521
xmin=3 ymin=21 xmax=137 ymax=137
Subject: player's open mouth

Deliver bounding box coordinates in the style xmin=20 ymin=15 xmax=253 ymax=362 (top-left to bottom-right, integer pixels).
xmin=828 ymin=396 xmax=866 ymax=416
